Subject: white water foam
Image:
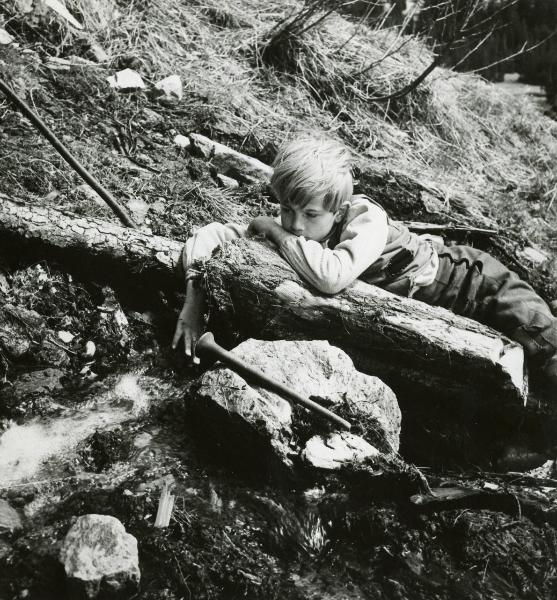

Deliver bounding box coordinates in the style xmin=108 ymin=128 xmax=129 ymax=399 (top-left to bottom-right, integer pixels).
xmin=0 ymin=372 xmax=150 ymax=486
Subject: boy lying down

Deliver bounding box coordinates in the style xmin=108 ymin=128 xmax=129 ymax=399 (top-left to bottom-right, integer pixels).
xmin=172 ymin=136 xmax=557 ymax=394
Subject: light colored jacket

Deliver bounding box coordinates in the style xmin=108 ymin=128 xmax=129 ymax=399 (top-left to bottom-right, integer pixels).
xmin=182 ymin=195 xmax=438 ymax=296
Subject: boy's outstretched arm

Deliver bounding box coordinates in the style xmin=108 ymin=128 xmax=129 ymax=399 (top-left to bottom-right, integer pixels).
xmin=173 ymin=222 xmax=247 ymax=363
xmin=172 ymin=279 xmax=206 ymax=364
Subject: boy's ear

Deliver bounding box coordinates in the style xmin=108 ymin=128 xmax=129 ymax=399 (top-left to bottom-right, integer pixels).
xmin=334 ymin=201 xmax=350 ymax=223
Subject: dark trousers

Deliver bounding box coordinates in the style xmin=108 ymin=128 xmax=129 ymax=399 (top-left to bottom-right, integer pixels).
xmin=413 ymin=245 xmax=557 ymax=365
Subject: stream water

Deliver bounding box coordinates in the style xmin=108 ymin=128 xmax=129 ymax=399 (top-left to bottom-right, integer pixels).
xmin=0 ymin=372 xmax=151 ymax=486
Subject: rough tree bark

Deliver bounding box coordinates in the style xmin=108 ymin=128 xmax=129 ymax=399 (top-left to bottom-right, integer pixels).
xmin=0 ymin=194 xmax=526 ymax=404
xmin=0 ymin=194 xmax=182 ymax=291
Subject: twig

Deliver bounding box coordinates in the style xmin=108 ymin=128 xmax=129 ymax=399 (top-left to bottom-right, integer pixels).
xmin=0 ymin=76 xmax=137 ymax=229
xmin=403 ymin=221 xmax=499 ymax=237
xmin=468 ymin=30 xmax=557 ymax=74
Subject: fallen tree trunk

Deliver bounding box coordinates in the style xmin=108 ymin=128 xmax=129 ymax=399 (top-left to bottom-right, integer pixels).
xmin=0 ymin=195 xmax=526 ymax=404
xmin=205 ymin=240 xmax=526 ymax=405
xmin=0 ymin=194 xmax=183 ymax=291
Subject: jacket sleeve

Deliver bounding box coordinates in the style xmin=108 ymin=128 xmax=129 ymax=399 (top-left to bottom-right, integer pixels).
xmin=181 ymin=222 xmax=248 ymax=279
xmin=277 ymin=201 xmax=388 ymax=294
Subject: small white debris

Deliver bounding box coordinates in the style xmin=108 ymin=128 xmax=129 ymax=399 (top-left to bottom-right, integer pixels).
xmin=83 ymin=341 xmax=96 ymax=358
xmin=57 ymin=331 xmax=74 ymax=344
xmin=67 ymin=55 xmax=96 ymax=67
xmin=107 ymin=69 xmax=145 ymax=91
xmin=0 ymin=272 xmax=9 ymax=293
xmin=0 ymin=29 xmax=14 ymax=45
xmin=173 ymin=134 xmax=191 ymax=149
xmin=154 ymin=483 xmax=175 ymax=528
xmin=45 ymin=56 xmax=71 ymax=71
xmin=216 ymin=173 xmax=239 ymax=189
xmin=127 ymin=197 xmax=149 ymax=224
xmin=482 ymin=482 xmax=500 ymax=491
xmin=88 ymin=43 xmax=109 ymax=63
xmin=154 ymin=75 xmax=183 ymax=100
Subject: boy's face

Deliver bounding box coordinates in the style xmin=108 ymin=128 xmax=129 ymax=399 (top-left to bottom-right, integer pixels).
xmin=280 ymin=196 xmax=347 ymax=242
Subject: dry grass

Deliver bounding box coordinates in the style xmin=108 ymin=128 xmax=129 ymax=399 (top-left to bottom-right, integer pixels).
xmin=3 ymin=0 xmax=557 ymax=229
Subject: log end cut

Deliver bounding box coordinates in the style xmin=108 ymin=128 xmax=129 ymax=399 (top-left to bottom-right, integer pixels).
xmin=497 ymin=343 xmax=527 ymax=404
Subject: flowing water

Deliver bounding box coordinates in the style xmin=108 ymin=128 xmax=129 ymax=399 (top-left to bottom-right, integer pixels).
xmin=0 ymin=372 xmax=151 ymax=486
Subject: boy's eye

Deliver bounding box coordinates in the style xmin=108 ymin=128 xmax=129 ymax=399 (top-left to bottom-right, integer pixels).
xmin=305 ymin=213 xmax=318 ymax=219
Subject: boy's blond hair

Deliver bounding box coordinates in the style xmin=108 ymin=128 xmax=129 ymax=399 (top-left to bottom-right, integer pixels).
xmin=271 ymin=136 xmax=353 ymax=211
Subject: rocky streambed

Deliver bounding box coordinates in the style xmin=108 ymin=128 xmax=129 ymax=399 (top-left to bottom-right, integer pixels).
xmin=1 ymin=262 xmax=557 ymax=600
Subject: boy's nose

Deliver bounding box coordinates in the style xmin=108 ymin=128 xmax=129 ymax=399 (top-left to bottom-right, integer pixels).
xmin=291 ymin=215 xmax=304 ymax=235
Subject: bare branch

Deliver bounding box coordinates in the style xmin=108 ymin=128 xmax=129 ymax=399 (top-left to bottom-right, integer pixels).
xmin=468 ymin=29 xmax=557 ymax=74
xmin=367 ymin=54 xmax=443 ymax=102
xmin=450 ymin=25 xmax=496 ymax=70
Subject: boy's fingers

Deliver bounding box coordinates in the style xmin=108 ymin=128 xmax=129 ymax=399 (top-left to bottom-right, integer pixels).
xmin=191 ymin=336 xmax=200 ymax=364
xmin=184 ymin=331 xmax=192 ymax=357
xmin=171 ymin=325 xmax=182 ymax=349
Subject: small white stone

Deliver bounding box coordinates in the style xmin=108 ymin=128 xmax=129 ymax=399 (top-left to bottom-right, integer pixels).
xmin=127 ymin=197 xmax=149 ymax=224
xmin=154 ymin=75 xmax=183 ymax=100
xmin=60 ymin=514 xmax=140 ymax=597
xmin=173 ymin=134 xmax=191 ymax=149
xmin=482 ymin=481 xmax=500 ymax=491
xmin=107 ymin=69 xmax=145 ymax=91
xmin=83 ymin=341 xmax=96 ymax=358
xmin=0 ymin=29 xmax=14 ymax=45
xmin=57 ymin=330 xmax=74 ymax=343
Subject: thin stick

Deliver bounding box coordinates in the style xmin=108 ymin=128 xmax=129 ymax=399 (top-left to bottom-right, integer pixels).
xmin=196 ymin=332 xmax=351 ymax=431
xmin=0 ymin=76 xmax=137 ymax=229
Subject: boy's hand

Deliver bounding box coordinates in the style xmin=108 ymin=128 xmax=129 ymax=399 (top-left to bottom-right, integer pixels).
xmin=172 ymin=280 xmax=206 ymax=364
xmin=247 ymin=216 xmax=276 ymax=237
xmin=248 ymin=216 xmax=290 ymax=246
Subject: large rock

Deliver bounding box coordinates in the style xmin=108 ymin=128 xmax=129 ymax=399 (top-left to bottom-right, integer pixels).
xmin=191 ymin=339 xmax=401 ymax=473
xmin=59 ymin=514 xmax=140 ymax=599
xmin=194 ymin=365 xmax=295 ymax=470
